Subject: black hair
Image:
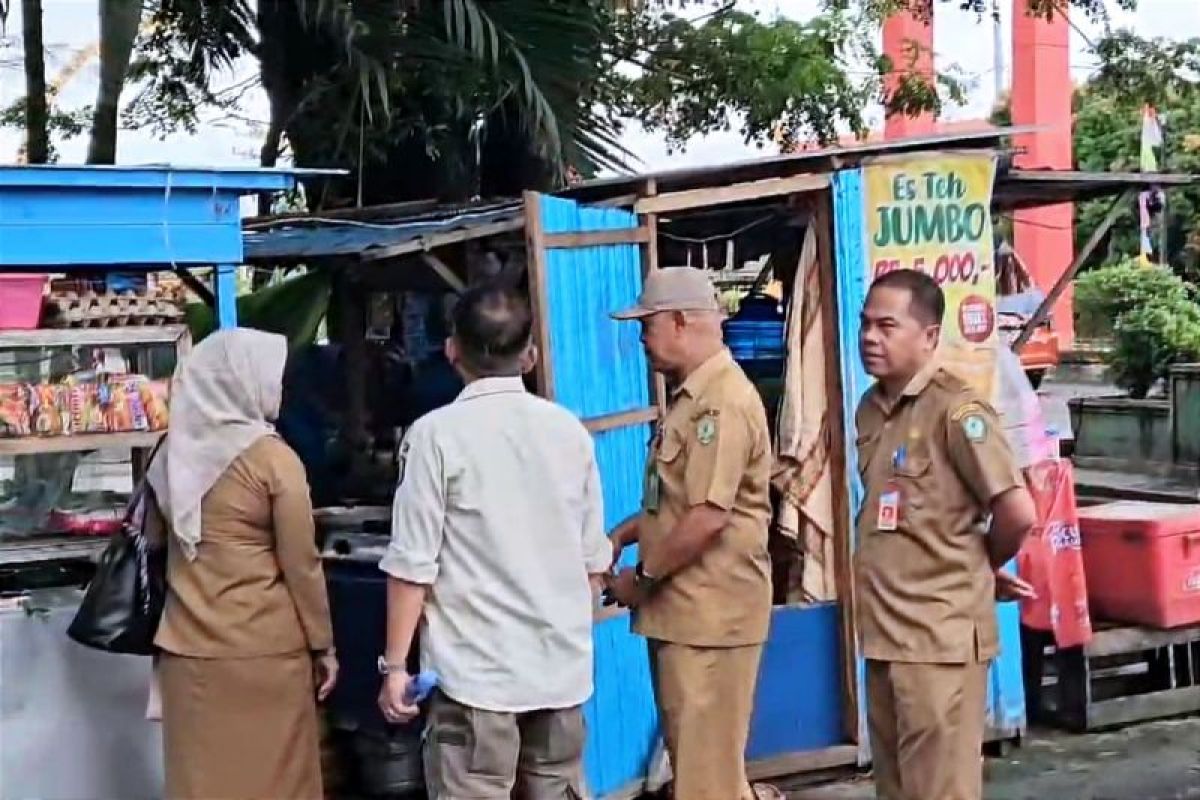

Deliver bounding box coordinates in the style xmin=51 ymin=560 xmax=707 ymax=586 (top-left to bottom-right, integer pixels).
xmin=869 ymin=269 xmax=945 ymax=326
xmin=451 ymin=284 xmax=534 ymax=376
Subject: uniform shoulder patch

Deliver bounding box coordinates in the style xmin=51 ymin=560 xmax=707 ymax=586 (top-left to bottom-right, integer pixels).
xmin=695 ymin=412 xmax=718 ymax=446
xmin=949 ymin=401 xmax=987 ymax=423
xmin=961 ymin=413 xmax=988 ymax=443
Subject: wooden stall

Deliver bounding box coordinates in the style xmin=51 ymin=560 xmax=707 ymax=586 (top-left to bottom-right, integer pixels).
xmin=0 ymin=165 xmax=328 ymax=799
xmin=241 ymin=130 xmax=1195 ymax=798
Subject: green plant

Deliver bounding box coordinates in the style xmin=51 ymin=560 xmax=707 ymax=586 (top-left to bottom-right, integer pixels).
xmin=1074 ymin=261 xmax=1194 ymax=339
xmin=1109 ymin=297 xmax=1200 ymax=398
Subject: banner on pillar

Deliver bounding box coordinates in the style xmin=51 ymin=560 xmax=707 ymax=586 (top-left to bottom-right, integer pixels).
xmin=862 ymin=152 xmax=999 ymax=398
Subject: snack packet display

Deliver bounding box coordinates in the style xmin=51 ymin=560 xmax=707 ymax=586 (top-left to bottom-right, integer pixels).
xmin=139 ymin=379 xmax=170 ymax=431
xmin=0 ymin=384 xmax=32 ymax=437
xmin=30 ymin=383 xmax=69 ymax=436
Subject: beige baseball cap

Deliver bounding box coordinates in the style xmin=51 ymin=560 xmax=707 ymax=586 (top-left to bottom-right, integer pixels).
xmin=611 ymin=267 xmax=722 ymax=320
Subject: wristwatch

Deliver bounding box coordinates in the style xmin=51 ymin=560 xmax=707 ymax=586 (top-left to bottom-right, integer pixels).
xmin=377 ymin=656 xmax=406 ymax=676
xmin=634 ymin=561 xmax=662 ymax=594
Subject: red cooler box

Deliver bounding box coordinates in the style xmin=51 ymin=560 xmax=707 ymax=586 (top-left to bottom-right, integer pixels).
xmin=1078 ymin=501 xmax=1200 ymax=628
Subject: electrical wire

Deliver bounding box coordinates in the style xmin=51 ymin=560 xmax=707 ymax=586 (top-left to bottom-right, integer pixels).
xmin=659 ymin=214 xmax=775 ymax=245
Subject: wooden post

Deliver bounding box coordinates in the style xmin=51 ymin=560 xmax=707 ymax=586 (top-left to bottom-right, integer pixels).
xmin=214 ymin=264 xmax=238 ymax=328
xmin=814 ymin=192 xmax=862 ymax=743
xmin=1013 ymin=192 xmax=1130 ymax=350
xmin=639 ymin=178 xmax=667 ymax=415
xmin=522 ymin=191 xmax=556 ymax=400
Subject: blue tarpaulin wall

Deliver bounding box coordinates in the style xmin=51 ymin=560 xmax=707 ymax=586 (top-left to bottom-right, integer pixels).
xmin=536 ymin=192 xmax=852 ymax=797
xmin=829 ymin=167 xmax=1026 ymax=749
xmin=536 ymin=194 xmax=660 ymax=797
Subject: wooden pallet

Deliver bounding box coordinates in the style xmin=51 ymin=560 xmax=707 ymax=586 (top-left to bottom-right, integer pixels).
xmin=1023 ymin=622 xmax=1200 ymax=732
xmin=42 ymin=291 xmax=184 ymax=328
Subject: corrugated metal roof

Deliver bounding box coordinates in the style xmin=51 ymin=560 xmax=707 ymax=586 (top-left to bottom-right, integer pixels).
xmin=242 ymin=201 xmax=524 ymax=262
xmin=994 ymin=169 xmax=1200 ymax=210
xmin=0 ymin=164 xmax=342 ymax=190
xmin=566 ymin=126 xmax=1041 ymax=202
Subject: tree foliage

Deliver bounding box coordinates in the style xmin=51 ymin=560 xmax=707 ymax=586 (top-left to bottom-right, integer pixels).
xmin=6 ymin=0 xmax=1162 ymax=206
xmin=1075 ymin=261 xmax=1200 ymax=397
xmin=988 ymin=33 xmax=1200 ymax=281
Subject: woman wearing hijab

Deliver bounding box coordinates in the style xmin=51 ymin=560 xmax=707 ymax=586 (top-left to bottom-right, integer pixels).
xmin=148 ymin=329 xmax=337 ymax=800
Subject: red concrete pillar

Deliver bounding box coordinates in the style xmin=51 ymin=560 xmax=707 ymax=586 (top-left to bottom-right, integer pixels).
xmin=1011 ymin=1 xmax=1075 ymax=344
xmin=883 ymin=9 xmax=936 ymax=139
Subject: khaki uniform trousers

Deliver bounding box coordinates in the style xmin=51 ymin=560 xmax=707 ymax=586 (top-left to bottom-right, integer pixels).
xmin=866 ymin=660 xmax=989 ymax=800
xmin=423 ymin=692 xmax=587 ymax=799
xmin=649 ymin=640 xmax=763 ymax=800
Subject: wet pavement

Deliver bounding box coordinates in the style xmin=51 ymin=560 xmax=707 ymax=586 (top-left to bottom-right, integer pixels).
xmin=787 ymin=717 xmax=1200 ymax=800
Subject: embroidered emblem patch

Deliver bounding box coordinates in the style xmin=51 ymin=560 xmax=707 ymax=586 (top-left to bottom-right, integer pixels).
xmin=696 ymin=416 xmax=717 ymax=446
xmin=962 ymin=414 xmax=987 ymax=443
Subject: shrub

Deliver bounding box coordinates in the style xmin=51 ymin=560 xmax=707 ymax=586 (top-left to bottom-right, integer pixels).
xmin=1074 ymin=261 xmax=1194 ymax=340
xmin=1109 ymin=296 xmax=1200 ymax=398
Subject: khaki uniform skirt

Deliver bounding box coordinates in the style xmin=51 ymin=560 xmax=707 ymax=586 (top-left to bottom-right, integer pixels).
xmin=160 ymin=651 xmax=322 ymax=800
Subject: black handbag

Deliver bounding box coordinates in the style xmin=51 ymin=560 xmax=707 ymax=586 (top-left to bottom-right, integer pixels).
xmin=67 ymin=443 xmax=167 ymax=656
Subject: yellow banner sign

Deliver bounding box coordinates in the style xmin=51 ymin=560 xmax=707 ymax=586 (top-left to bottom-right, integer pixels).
xmin=863 ymin=153 xmax=999 ymax=397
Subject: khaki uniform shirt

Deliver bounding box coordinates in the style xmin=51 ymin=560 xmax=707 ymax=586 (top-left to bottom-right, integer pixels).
xmin=155 ymin=435 xmax=333 ymax=658
xmin=854 ymin=366 xmax=1023 ymax=664
xmin=633 ymin=351 xmax=773 ymax=647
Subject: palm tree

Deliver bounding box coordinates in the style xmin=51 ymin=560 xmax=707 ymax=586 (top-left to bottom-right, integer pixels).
xmin=88 ymin=0 xmax=143 ymax=164
xmin=141 ymin=0 xmax=626 ymax=205
xmin=20 ymin=0 xmax=49 ymax=164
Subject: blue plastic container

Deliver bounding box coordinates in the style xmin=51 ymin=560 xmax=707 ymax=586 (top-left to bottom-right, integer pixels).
xmin=724 ymin=294 xmax=786 ymax=377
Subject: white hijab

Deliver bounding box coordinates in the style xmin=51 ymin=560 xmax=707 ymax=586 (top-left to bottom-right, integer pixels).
xmin=147 ymin=328 xmax=288 ymax=561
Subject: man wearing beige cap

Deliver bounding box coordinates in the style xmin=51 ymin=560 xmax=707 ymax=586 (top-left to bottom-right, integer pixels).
xmin=607 ymin=267 xmax=773 ymax=800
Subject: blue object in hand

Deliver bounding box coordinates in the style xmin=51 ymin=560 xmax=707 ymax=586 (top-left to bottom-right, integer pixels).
xmin=405 ymin=670 xmax=440 ymax=704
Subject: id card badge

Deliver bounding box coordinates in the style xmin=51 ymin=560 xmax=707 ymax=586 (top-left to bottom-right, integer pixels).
xmin=877 ymin=479 xmax=901 ymax=532
xmin=644 ymin=467 xmax=661 ymax=514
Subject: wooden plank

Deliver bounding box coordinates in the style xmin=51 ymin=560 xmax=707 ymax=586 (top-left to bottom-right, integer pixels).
xmin=215 ymin=264 xmax=238 ymax=329
xmin=0 ymin=431 xmax=164 ymax=456
xmin=812 ymin=192 xmax=862 ymax=744
xmin=1086 ymin=686 xmax=1200 ymax=731
xmin=1014 ymin=191 xmax=1130 ymax=349
xmin=420 ymin=253 xmax=466 ymax=293
xmin=523 ymin=191 xmax=556 ymax=400
xmin=0 ymin=536 xmax=107 ymax=567
xmin=0 ymin=325 xmax=189 ymax=348
xmin=583 ymin=407 xmax=659 ymax=434
xmin=359 ymin=218 xmax=525 ymax=262
xmin=746 ymin=744 xmax=859 ymax=781
xmin=638 ymin=178 xmax=668 ymax=417
xmin=1086 ymin=624 xmax=1200 ymax=658
xmin=593 ymin=193 xmax=640 ymax=208
xmin=634 ymin=173 xmax=830 ymax=215
xmin=543 ymin=227 xmax=651 ymax=249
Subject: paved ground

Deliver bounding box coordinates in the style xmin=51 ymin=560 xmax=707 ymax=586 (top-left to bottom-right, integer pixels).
xmin=785 ymin=717 xmax=1200 ymax=800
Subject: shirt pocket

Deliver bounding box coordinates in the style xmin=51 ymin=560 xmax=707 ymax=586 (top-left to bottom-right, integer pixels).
xmin=854 ymin=431 xmax=880 ymax=478
xmin=657 ymin=430 xmax=685 ymax=466
xmin=894 ymin=454 xmax=932 ymax=513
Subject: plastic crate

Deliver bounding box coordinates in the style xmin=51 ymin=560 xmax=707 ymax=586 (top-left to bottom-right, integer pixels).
xmin=0 ymin=274 xmax=47 ymax=330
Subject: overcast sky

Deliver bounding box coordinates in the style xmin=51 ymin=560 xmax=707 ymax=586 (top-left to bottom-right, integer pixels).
xmin=1 ymin=0 xmax=1197 ymax=173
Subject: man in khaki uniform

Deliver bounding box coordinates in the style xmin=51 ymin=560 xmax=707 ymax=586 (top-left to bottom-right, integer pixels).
xmin=607 ymin=267 xmax=773 ymax=800
xmin=855 ymin=269 xmax=1036 ymax=800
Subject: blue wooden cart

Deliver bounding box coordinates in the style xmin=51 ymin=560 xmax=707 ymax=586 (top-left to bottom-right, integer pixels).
xmin=0 ymin=165 xmax=325 ymax=800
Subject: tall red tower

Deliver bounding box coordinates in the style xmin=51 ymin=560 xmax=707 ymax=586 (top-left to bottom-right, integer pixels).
xmin=881 ymin=2 xmax=1076 ymax=344
xmin=883 ymin=9 xmax=936 ymax=139
xmin=1010 ymin=3 xmax=1075 ymax=344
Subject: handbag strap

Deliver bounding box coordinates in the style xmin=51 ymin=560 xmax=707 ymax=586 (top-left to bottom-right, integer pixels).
xmin=122 ymin=435 xmax=167 ymax=529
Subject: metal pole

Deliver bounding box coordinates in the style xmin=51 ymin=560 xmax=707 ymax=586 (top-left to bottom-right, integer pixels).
xmin=1159 ymin=114 xmax=1169 ymax=268
xmin=993 ymin=0 xmax=1006 ymax=104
